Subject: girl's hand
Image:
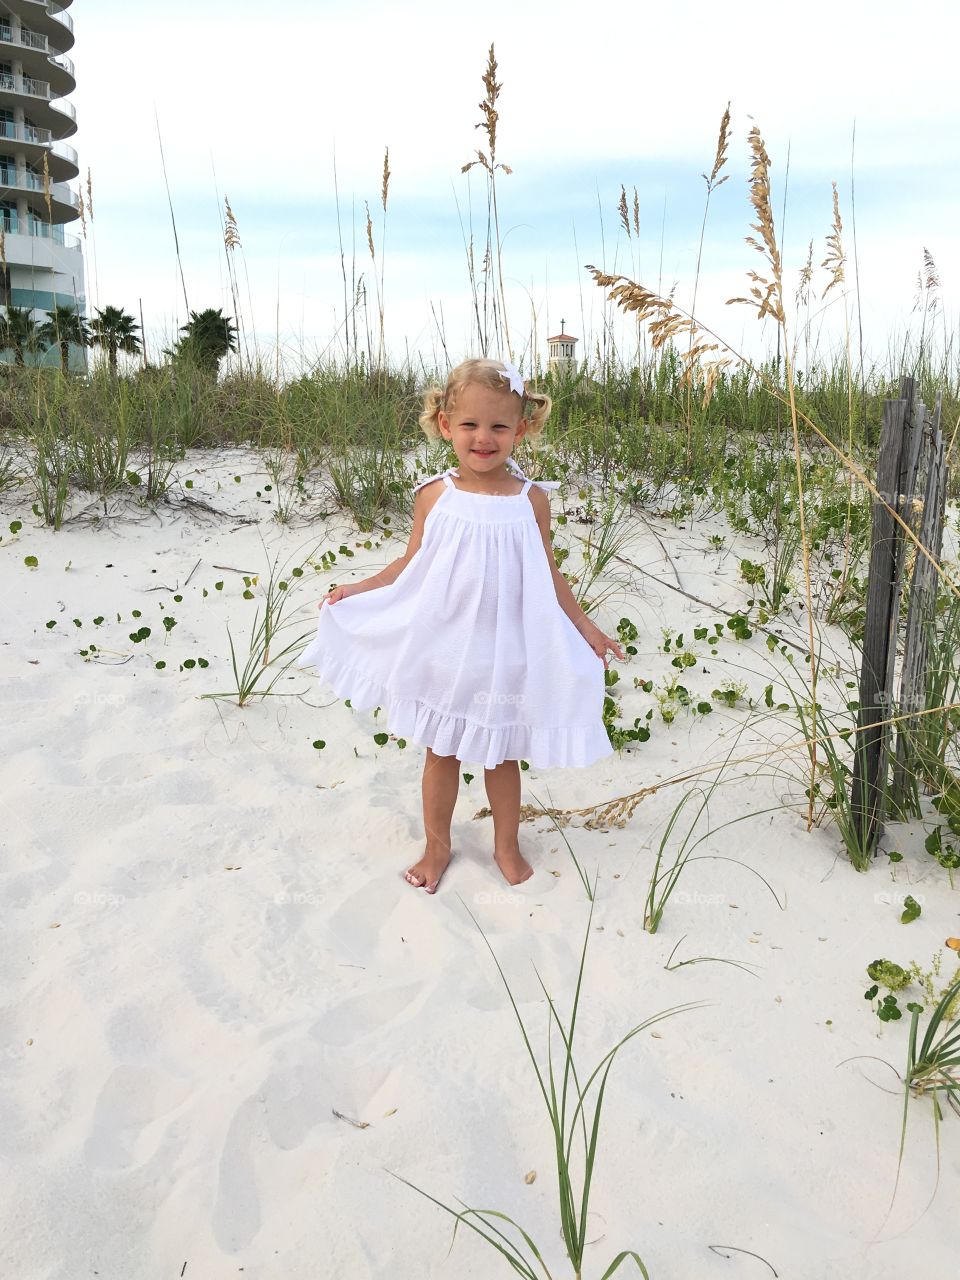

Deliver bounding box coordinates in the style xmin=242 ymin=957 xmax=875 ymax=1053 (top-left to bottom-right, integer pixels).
xmin=319 ymin=584 xmax=354 ymax=609
xmin=580 ymin=621 xmax=626 ymax=670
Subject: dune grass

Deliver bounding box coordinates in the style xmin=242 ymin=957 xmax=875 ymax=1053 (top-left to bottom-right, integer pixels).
xmin=390 ymin=887 xmax=706 ymax=1277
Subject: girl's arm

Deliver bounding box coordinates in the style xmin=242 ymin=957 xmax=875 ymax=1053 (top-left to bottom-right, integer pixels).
xmin=528 ymin=487 xmax=626 ymax=667
xmin=332 ymin=484 xmax=435 ymax=598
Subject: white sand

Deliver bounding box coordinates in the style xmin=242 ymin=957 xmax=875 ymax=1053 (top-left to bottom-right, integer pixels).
xmin=2 ymin=447 xmax=958 ymax=1279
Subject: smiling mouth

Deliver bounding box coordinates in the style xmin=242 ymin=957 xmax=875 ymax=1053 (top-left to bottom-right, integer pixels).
xmin=473 ymin=450 xmax=496 ymax=456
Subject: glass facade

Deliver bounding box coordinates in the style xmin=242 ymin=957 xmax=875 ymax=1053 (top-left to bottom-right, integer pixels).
xmin=10 ymin=286 xmax=86 ymax=312
xmin=0 ymin=342 xmax=87 ymax=371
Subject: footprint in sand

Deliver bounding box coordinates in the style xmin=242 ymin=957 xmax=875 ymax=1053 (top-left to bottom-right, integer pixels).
xmin=212 ymin=1094 xmax=263 ymax=1252
xmin=212 ymin=1053 xmax=392 ymax=1252
xmin=82 ymin=1063 xmax=192 ymax=1171
xmin=311 ymin=982 xmax=424 ymax=1047
xmin=257 ymin=1064 xmax=327 ymax=1150
xmin=322 ymin=874 xmax=407 ymax=967
xmin=257 ymin=1058 xmax=391 ymax=1149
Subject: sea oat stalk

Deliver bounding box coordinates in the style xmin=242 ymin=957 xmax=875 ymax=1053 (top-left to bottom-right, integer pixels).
xmin=685 ymin=102 xmax=732 ymax=464
xmin=462 ymin=45 xmax=514 ymax=359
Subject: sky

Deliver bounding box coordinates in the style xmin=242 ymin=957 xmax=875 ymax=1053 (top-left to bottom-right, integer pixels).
xmin=68 ymin=0 xmax=959 ymax=375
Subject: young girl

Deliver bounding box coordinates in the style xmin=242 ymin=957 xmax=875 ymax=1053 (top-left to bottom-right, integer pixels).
xmin=297 ymin=357 xmax=625 ymax=894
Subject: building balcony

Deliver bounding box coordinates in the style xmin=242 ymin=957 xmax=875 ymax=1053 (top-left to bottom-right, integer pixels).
xmin=0 ymin=118 xmax=49 ymax=144
xmin=0 ymin=167 xmax=80 ymax=221
xmin=49 ymin=3 xmax=74 ymax=36
xmin=0 ymin=22 xmax=77 ymax=93
xmin=0 ymin=72 xmax=77 ymax=138
xmin=50 ymin=138 xmax=77 ymax=173
xmin=0 ymin=120 xmax=78 ymax=181
xmin=0 ymin=69 xmax=51 ymax=99
xmin=50 ymin=97 xmax=76 ymax=124
xmin=1 ymin=1 xmax=75 ymax=53
xmin=0 ymin=212 xmax=81 ymax=253
xmin=0 ymin=68 xmax=76 ymax=106
xmin=12 ymin=25 xmax=46 ymax=49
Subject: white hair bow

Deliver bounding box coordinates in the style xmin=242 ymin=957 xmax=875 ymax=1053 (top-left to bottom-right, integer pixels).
xmin=498 ymin=360 xmax=525 ymax=397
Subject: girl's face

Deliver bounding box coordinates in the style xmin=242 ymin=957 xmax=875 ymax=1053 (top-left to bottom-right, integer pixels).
xmin=438 ymin=381 xmax=528 ymax=473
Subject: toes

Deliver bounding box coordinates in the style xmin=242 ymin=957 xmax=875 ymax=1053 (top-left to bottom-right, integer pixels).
xmin=404 ymin=852 xmax=452 ymax=892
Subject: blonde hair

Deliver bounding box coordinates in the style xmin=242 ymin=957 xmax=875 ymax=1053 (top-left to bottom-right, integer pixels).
xmin=418 ymin=357 xmax=552 ymax=443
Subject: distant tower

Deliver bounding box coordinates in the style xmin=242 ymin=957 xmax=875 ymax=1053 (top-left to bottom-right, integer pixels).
xmin=547 ymin=320 xmax=578 ymax=375
xmin=0 ymin=1 xmax=83 ymax=362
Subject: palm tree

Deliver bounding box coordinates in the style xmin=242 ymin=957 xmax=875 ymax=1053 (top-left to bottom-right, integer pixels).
xmin=0 ymin=306 xmax=40 ymax=367
xmin=90 ymin=305 xmax=141 ymax=373
xmin=165 ymin=307 xmax=238 ymax=377
xmin=38 ymin=305 xmax=91 ymax=374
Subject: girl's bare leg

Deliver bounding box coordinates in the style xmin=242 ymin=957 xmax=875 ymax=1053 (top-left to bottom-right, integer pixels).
xmin=483 ymin=759 xmax=534 ymax=886
xmin=405 ymin=747 xmax=459 ymax=893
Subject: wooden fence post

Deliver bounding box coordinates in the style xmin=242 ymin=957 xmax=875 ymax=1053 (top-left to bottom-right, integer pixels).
xmin=894 ymin=391 xmax=947 ymax=803
xmin=849 ymin=377 xmax=921 ymax=858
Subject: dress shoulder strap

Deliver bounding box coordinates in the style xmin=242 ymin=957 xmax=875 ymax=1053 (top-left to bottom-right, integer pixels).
xmin=412 ymin=467 xmax=456 ymax=494
xmin=506 ymin=456 xmax=561 ymax=492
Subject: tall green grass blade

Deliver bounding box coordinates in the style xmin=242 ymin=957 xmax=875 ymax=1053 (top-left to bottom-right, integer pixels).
xmin=599 ymin=1250 xmax=652 ymax=1279
xmin=386 ymin=1171 xmax=548 ymax=1278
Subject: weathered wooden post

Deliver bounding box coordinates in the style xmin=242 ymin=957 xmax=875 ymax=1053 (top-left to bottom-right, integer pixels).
xmin=849 ymin=377 xmax=922 ymax=860
xmin=893 ymin=391 xmax=947 ymax=804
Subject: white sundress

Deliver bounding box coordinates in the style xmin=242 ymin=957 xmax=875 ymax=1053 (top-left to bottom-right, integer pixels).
xmin=296 ymin=456 xmax=612 ymax=769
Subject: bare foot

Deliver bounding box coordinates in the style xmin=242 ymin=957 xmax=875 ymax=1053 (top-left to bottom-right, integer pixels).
xmin=494 ymin=842 xmax=534 ymax=886
xmin=404 ymin=842 xmax=452 ymax=894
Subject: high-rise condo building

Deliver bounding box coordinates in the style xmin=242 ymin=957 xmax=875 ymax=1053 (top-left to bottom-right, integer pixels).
xmin=0 ymin=1 xmax=82 ymax=332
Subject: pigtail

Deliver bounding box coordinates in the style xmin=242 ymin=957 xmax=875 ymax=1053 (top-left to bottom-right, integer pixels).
xmin=522 ymin=389 xmax=552 ymax=441
xmin=418 ymin=384 xmax=445 ymax=441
